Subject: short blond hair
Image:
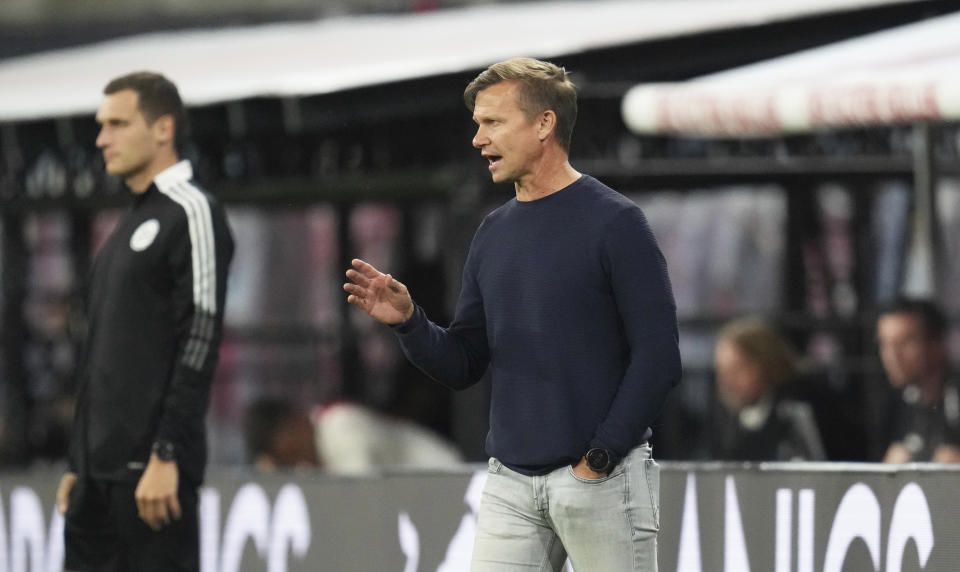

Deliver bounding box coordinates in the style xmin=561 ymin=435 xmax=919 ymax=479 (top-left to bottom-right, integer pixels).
xmin=464 ymin=57 xmax=578 ymax=153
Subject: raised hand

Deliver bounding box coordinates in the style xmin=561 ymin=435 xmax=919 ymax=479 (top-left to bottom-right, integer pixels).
xmin=344 ymin=259 xmax=415 ymax=325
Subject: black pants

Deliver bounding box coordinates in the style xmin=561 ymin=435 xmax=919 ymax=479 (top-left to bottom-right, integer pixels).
xmin=64 ymin=478 xmax=199 ymax=572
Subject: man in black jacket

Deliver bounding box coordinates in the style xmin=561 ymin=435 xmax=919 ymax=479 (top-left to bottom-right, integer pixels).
xmin=56 ymin=72 xmax=234 ymax=571
xmin=877 ymin=298 xmax=960 ymax=463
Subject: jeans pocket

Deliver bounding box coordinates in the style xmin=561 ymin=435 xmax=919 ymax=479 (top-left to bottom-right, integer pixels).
xmin=643 ymin=459 xmax=661 ymax=530
xmin=567 ymin=465 xmax=623 ymax=484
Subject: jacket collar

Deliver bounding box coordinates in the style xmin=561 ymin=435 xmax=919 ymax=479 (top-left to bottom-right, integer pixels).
xmin=153 ymin=160 xmax=193 ymax=192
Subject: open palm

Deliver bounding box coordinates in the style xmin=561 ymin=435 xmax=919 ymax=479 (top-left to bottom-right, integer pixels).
xmin=344 ymin=258 xmax=414 ymax=325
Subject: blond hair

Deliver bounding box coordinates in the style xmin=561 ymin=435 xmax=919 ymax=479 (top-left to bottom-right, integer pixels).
xmin=464 ymin=57 xmax=578 ymax=153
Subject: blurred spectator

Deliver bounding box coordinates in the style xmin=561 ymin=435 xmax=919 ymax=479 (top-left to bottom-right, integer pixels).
xmin=243 ymin=399 xmax=319 ymax=471
xmin=711 ymin=317 xmax=827 ymax=461
xmin=243 ymin=398 xmax=463 ymax=474
xmin=876 ymin=298 xmax=960 ymax=463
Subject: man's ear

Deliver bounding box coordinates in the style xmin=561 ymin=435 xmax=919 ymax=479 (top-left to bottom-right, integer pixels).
xmin=152 ymin=114 xmax=176 ymax=146
xmin=538 ymin=110 xmax=557 ymax=142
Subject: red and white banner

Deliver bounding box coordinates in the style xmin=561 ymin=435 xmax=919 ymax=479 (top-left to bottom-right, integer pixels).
xmin=622 ymin=11 xmax=960 ymax=136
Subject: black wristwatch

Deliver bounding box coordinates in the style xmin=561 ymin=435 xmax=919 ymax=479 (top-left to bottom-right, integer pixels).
xmin=585 ymin=447 xmax=618 ymax=474
xmin=151 ymin=440 xmax=176 ymax=462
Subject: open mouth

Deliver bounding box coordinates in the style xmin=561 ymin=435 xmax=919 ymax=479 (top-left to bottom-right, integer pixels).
xmin=486 ymin=155 xmax=502 ymax=169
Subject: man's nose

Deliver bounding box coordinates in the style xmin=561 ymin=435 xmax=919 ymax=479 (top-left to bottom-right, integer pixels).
xmin=472 ymin=127 xmax=488 ymax=149
xmin=95 ymin=129 xmax=108 ymax=148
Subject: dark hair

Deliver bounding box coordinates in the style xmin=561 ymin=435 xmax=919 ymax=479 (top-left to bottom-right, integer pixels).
xmin=104 ymin=71 xmax=188 ymax=151
xmin=878 ymin=298 xmax=947 ymax=341
xmin=242 ymin=398 xmax=295 ymax=462
xmin=463 ymin=57 xmax=578 ymax=153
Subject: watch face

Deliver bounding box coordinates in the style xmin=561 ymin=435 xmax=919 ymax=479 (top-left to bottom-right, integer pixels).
xmin=587 ymin=448 xmax=610 ymax=472
xmin=153 ymin=441 xmax=175 ymax=462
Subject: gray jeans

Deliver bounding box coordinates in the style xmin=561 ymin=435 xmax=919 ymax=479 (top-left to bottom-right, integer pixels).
xmin=471 ymin=443 xmax=660 ymax=572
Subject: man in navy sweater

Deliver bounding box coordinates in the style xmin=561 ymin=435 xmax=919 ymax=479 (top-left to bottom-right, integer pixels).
xmin=344 ymin=57 xmax=680 ymax=571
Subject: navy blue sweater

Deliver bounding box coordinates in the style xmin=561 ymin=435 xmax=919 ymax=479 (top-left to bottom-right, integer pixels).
xmin=393 ymin=175 xmax=681 ymax=474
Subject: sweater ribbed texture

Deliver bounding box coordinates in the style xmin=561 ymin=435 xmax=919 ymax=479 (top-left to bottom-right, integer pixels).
xmin=394 ymin=175 xmax=681 ymax=474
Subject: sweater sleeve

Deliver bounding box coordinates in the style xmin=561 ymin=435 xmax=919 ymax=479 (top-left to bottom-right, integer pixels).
xmin=154 ymin=199 xmax=234 ymax=455
xmin=591 ymin=207 xmax=682 ymax=456
xmin=391 ymin=231 xmax=490 ymax=390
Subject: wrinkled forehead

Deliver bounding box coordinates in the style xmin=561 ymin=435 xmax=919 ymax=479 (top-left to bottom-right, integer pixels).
xmin=473 ymin=81 xmax=524 ymax=116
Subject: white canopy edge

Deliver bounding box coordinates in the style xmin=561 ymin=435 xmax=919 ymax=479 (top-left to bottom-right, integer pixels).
xmin=622 ymin=10 xmax=960 ymax=137
xmin=0 ymin=0 xmax=913 ymax=122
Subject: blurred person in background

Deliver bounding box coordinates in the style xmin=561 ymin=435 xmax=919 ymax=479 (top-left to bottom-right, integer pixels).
xmin=56 ymin=71 xmax=234 ymax=571
xmin=876 ymin=298 xmax=960 ymax=463
xmin=711 ymin=317 xmax=828 ymax=461
xmin=243 ymin=397 xmax=462 ymax=474
xmin=344 ymin=57 xmax=680 ymax=571
xmin=243 ymin=398 xmax=319 ymax=471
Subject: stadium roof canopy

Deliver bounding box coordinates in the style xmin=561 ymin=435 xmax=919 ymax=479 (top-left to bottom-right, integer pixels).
xmin=0 ymin=0 xmax=925 ymax=122
xmin=621 ymin=9 xmax=960 ymax=136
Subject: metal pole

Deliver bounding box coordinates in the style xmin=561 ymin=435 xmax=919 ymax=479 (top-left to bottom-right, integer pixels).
xmin=337 ymin=203 xmax=363 ymax=400
xmin=901 ymin=122 xmax=938 ymax=298
xmin=1 ymin=213 xmax=30 ymax=466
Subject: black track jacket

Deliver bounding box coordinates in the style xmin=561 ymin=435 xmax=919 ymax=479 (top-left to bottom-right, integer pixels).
xmin=69 ymin=161 xmax=234 ymax=485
